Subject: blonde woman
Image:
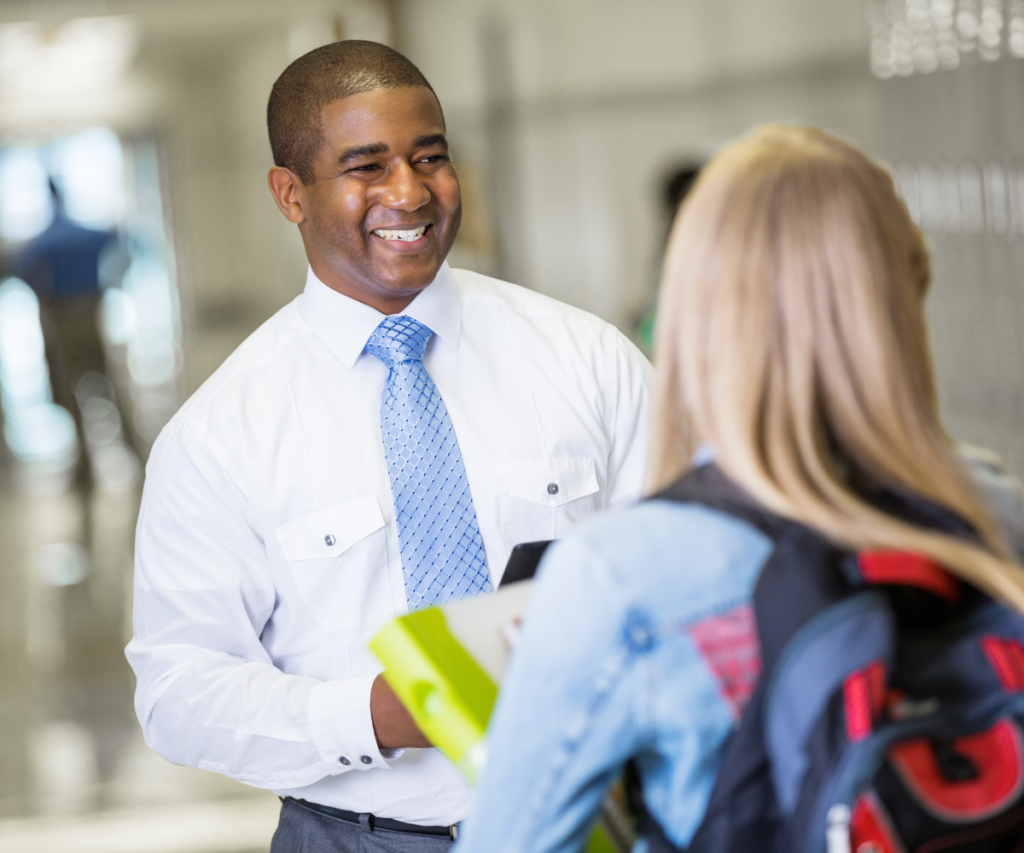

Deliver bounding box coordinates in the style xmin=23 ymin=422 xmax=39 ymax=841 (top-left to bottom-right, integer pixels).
xmin=453 ymin=125 xmax=1024 ymax=852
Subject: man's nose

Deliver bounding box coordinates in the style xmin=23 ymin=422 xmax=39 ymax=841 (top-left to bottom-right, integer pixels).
xmin=379 ymin=163 xmax=431 ymax=211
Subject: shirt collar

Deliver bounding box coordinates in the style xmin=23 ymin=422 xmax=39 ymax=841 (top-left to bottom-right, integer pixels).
xmin=299 ymin=262 xmax=463 ymax=368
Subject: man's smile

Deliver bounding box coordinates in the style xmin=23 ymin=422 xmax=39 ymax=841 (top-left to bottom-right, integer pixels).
xmin=371 ymin=224 xmax=431 ymax=242
xmin=370 ymin=223 xmax=433 ymax=253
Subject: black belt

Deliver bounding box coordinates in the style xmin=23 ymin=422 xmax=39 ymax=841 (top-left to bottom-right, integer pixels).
xmin=288 ymin=798 xmax=459 ymax=839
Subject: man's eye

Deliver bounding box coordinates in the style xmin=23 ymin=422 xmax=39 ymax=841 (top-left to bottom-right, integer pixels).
xmin=348 ymin=164 xmax=380 ymax=173
xmin=419 ymin=154 xmax=448 ymax=164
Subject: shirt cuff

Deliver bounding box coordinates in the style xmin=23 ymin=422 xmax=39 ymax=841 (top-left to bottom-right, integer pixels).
xmin=308 ymin=674 xmax=393 ymax=773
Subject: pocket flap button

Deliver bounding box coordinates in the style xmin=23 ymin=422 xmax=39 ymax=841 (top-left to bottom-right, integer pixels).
xmin=325 ymin=534 xmax=336 ymax=546
xmin=547 ymin=483 xmax=559 ymax=495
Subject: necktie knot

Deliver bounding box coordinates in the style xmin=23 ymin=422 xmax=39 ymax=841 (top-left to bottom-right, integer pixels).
xmin=365 ymin=315 xmax=432 ymax=368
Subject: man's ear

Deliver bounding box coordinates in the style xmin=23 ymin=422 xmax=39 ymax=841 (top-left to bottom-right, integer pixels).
xmin=267 ymin=167 xmax=308 ymax=224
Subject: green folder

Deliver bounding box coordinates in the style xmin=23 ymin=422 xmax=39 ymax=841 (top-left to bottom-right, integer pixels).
xmin=369 ymin=604 xmax=499 ymax=782
xmin=369 ymin=581 xmax=529 ymax=781
xmin=369 ymin=582 xmax=633 ymax=851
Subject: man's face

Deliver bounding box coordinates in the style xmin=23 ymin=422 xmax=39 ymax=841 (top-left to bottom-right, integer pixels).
xmin=292 ymin=86 xmax=461 ymax=312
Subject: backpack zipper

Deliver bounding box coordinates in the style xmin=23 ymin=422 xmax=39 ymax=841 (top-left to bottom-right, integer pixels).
xmin=825 ymin=804 xmax=851 ymax=853
xmin=808 ymin=698 xmax=1024 ymax=853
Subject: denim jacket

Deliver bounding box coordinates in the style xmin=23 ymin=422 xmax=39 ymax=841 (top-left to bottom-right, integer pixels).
xmin=455 ymin=450 xmax=1024 ymax=853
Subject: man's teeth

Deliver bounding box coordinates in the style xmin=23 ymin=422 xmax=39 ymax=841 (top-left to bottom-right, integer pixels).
xmin=374 ymin=226 xmax=428 ymax=242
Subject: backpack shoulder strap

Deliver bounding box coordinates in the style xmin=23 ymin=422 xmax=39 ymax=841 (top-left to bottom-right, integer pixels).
xmin=643 ymin=465 xmax=869 ymax=853
xmin=651 ymin=463 xmax=788 ymax=540
xmin=652 ymin=464 xmax=855 ymax=662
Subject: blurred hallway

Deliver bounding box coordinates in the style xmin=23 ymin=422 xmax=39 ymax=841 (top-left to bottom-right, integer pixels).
xmin=0 ymin=0 xmax=1020 ymax=851
xmin=0 ymin=358 xmax=281 ymax=853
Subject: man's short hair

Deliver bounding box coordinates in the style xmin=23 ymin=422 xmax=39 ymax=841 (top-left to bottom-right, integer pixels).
xmin=267 ymin=40 xmax=438 ymax=185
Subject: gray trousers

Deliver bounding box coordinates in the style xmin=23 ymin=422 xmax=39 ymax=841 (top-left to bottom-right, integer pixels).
xmin=270 ymin=799 xmax=455 ymax=853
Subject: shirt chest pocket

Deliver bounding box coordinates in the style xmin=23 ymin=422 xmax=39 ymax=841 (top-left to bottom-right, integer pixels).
xmin=498 ymin=457 xmax=600 ymax=549
xmin=273 ymin=497 xmax=394 ymax=633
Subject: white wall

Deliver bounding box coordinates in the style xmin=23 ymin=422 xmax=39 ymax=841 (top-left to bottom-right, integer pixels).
xmin=879 ymin=60 xmax=1024 ymax=474
xmin=404 ymin=0 xmax=880 ymax=331
xmin=0 ymin=0 xmax=882 ymax=360
xmin=1 ymin=0 xmax=1020 ymax=472
xmin=405 ymin=1 xmax=1024 ymax=476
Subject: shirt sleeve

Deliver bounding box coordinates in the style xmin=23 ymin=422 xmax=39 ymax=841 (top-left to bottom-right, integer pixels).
xmin=126 ymin=419 xmax=390 ymax=790
xmin=602 ymin=330 xmax=654 ymax=510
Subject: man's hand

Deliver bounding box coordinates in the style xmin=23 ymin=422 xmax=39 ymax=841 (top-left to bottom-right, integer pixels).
xmin=370 ymin=673 xmax=432 ymax=749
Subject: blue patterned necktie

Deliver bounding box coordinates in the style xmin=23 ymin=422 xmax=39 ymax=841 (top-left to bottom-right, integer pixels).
xmin=365 ymin=315 xmax=491 ymax=610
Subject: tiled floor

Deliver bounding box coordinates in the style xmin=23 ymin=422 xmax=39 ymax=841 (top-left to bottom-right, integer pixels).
xmin=0 ymin=799 xmax=279 ymax=853
xmin=0 ymin=319 xmax=282 ymax=852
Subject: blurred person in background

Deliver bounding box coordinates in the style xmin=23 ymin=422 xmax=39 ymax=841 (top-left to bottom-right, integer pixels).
xmin=7 ymin=179 xmax=124 ymax=449
xmin=454 ymin=125 xmax=1024 ymax=852
xmin=126 ymin=40 xmax=651 ymax=853
xmin=635 ymin=163 xmax=701 ymax=353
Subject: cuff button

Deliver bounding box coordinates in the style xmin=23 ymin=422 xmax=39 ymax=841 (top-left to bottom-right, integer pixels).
xmin=360 ymin=755 xmax=373 ymax=765
xmin=339 ymin=756 xmax=350 ymax=765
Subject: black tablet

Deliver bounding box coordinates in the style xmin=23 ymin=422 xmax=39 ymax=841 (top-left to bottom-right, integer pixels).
xmin=500 ymin=540 xmax=554 ymax=587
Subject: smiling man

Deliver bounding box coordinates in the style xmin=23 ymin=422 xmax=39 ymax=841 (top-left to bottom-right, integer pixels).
xmin=127 ymin=41 xmax=651 ymax=852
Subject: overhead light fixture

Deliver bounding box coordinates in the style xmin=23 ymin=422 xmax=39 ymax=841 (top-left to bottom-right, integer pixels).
xmin=0 ymin=16 xmax=138 ymax=97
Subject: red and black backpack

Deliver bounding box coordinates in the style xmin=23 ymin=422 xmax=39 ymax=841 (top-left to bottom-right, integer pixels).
xmin=641 ymin=463 xmax=1024 ymax=853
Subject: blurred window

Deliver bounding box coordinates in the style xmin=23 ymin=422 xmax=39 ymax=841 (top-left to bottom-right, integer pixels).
xmin=0 ymin=149 xmax=52 ymax=243
xmin=50 ymin=128 xmax=125 ymax=231
xmin=0 ymin=127 xmax=182 ymax=477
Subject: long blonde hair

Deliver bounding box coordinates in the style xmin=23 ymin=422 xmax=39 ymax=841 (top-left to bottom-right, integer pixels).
xmin=650 ymin=124 xmax=1024 ymax=610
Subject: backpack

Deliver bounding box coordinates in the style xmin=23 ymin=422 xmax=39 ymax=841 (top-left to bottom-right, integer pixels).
xmin=639 ymin=463 xmax=1024 ymax=853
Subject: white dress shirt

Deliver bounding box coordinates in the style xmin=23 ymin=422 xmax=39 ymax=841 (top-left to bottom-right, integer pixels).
xmin=127 ymin=263 xmax=652 ymax=827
